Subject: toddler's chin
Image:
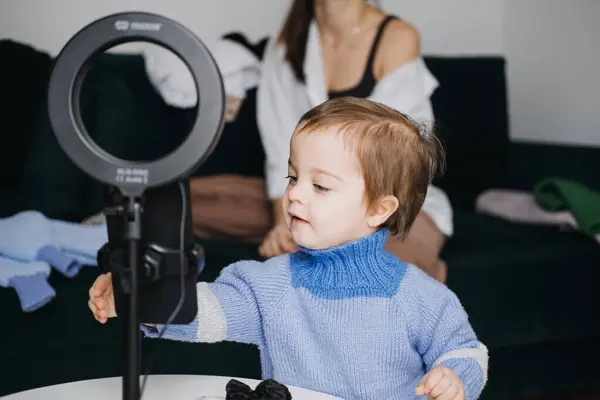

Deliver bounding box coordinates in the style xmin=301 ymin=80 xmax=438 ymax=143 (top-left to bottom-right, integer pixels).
xmin=291 ymin=231 xmax=318 ymax=250
xmin=293 ymin=234 xmax=342 ymax=251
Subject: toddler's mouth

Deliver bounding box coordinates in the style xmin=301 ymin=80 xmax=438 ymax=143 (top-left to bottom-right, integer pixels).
xmin=290 ymin=214 xmax=309 ymax=224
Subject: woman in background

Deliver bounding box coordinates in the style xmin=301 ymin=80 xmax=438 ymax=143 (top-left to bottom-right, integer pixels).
xmin=256 ymin=0 xmax=453 ymax=281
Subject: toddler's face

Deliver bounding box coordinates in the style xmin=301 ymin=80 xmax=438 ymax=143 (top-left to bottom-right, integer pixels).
xmin=283 ymin=130 xmax=376 ymax=249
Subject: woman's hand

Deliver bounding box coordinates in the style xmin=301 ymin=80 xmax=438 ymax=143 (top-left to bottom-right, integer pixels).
xmin=258 ymin=223 xmax=298 ymax=258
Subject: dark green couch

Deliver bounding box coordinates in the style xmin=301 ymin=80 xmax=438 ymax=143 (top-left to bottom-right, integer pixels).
xmin=1 ymin=38 xmax=599 ymax=399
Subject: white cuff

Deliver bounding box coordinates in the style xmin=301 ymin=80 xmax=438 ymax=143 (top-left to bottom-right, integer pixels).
xmin=195 ymin=282 xmax=228 ymax=343
xmin=433 ymin=343 xmax=489 ymax=382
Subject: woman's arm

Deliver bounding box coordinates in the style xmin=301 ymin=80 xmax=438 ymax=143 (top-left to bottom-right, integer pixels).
xmin=371 ymin=19 xmax=437 ymax=128
xmin=375 ymin=19 xmax=421 ymax=80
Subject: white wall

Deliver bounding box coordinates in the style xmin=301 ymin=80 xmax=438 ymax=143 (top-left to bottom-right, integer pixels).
xmin=1 ymin=0 xmax=598 ymax=146
xmin=0 ymin=0 xmax=290 ymax=53
xmin=504 ymin=0 xmax=600 ymax=147
xmin=1 ymin=0 xmax=503 ymax=55
xmin=383 ymin=0 xmax=505 ymax=55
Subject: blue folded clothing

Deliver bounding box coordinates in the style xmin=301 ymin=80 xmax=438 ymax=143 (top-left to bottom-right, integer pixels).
xmin=0 ymin=256 xmax=56 ymax=312
xmin=37 ymin=245 xmax=80 ymax=277
xmin=0 ymin=211 xmax=108 ymax=277
xmin=49 ymin=219 xmax=108 ymax=267
xmin=0 ymin=211 xmax=52 ymax=262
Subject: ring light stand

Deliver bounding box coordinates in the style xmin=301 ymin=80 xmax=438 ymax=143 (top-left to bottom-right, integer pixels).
xmin=47 ymin=12 xmax=225 ymax=400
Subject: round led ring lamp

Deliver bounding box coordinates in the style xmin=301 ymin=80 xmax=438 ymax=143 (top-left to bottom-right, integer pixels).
xmin=47 ymin=12 xmax=225 ymax=400
xmin=48 ymin=11 xmax=225 ymax=197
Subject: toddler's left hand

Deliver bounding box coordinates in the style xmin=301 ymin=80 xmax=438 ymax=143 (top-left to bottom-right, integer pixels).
xmin=415 ymin=365 xmax=465 ymax=400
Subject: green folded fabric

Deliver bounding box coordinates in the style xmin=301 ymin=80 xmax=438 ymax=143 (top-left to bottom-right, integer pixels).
xmin=533 ymin=178 xmax=600 ymax=236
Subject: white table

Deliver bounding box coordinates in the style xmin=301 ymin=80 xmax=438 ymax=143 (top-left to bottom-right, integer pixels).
xmin=1 ymin=375 xmax=341 ymax=400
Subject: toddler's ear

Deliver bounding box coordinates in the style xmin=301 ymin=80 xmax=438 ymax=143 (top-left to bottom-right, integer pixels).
xmin=367 ymin=195 xmax=399 ymax=228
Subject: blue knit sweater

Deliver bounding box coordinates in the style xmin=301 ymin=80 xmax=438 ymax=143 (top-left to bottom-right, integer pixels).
xmin=143 ymin=229 xmax=488 ymax=399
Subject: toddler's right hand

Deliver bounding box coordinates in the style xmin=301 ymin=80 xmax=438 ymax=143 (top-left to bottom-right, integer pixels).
xmin=88 ymin=272 xmax=117 ymax=323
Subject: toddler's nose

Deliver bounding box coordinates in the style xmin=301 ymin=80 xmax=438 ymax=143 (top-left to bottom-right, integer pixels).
xmin=287 ymin=181 xmax=307 ymax=204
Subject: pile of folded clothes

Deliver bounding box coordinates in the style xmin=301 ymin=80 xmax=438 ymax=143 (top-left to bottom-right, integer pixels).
xmin=0 ymin=210 xmax=108 ymax=312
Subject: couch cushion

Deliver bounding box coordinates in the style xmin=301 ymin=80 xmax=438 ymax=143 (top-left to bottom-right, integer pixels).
xmin=443 ymin=211 xmax=600 ymax=349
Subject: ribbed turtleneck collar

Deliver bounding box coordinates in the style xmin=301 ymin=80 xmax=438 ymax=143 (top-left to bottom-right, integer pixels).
xmin=289 ymin=229 xmax=408 ymax=299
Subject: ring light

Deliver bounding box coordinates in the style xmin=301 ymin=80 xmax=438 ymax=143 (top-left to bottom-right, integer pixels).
xmin=47 ymin=12 xmax=226 ymax=400
xmin=48 ymin=11 xmax=225 ymax=197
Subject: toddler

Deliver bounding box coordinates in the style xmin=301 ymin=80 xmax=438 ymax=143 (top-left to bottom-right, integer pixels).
xmin=89 ymin=97 xmax=488 ymax=400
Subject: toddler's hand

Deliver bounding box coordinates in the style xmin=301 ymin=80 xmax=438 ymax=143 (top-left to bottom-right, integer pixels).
xmin=88 ymin=272 xmax=117 ymax=323
xmin=415 ymin=365 xmax=465 ymax=400
xmin=258 ymin=223 xmax=298 ymax=258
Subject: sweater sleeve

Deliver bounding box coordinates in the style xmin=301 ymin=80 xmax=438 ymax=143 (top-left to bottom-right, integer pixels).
xmin=405 ymin=271 xmax=488 ymax=400
xmin=141 ymin=257 xmax=290 ymax=347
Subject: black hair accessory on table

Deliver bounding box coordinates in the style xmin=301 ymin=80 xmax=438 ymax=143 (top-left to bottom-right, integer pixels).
xmin=225 ymin=379 xmax=292 ymax=400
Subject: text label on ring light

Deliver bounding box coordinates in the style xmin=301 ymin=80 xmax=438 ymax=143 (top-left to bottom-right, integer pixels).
xmin=48 ymin=12 xmax=225 ymax=197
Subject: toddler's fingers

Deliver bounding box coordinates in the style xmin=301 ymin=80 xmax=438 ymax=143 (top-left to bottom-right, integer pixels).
xmin=92 ymin=284 xmax=103 ymax=298
xmin=415 ymin=375 xmax=429 ymax=395
xmin=435 ymin=384 xmax=460 ymax=400
xmin=95 ymin=297 xmax=106 ymax=311
xmin=88 ymin=300 xmax=106 ymax=323
xmin=429 ymin=376 xmax=451 ymax=398
xmin=93 ymin=273 xmax=112 ymax=296
xmin=450 ymin=386 xmax=465 ymax=400
xmin=419 ymin=368 xmax=444 ymax=395
xmin=88 ymin=299 xmax=98 ymax=315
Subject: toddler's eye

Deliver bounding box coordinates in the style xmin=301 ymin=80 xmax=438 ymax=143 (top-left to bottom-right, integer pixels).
xmin=285 ymin=175 xmax=297 ymax=183
xmin=313 ymin=184 xmax=330 ymax=192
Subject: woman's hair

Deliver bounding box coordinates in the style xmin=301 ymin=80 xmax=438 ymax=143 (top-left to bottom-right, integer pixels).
xmin=276 ymin=0 xmax=314 ymax=83
xmin=276 ymin=0 xmax=380 ymax=83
